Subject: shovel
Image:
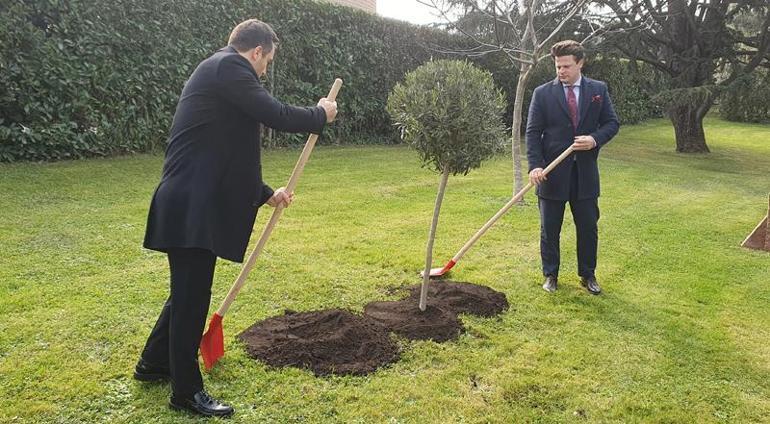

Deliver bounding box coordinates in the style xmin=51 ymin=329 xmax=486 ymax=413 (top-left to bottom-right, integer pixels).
xmin=426 ymin=145 xmax=575 ymax=277
xmin=199 ymin=78 xmax=343 ymax=370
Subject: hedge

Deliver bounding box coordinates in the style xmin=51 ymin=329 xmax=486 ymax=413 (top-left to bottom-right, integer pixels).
xmin=720 ymin=70 xmax=770 ymax=123
xmin=1 ymin=0 xmax=462 ymax=160
xmin=1 ymin=0 xmax=664 ymax=162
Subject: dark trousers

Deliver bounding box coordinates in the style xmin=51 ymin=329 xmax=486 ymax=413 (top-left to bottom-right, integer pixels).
xmin=538 ymin=163 xmax=599 ymax=279
xmin=140 ymin=248 xmax=217 ymax=398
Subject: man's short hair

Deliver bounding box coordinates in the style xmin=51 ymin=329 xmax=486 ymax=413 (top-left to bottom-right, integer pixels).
xmin=228 ymin=19 xmax=279 ymax=53
xmin=550 ymin=40 xmax=584 ymax=62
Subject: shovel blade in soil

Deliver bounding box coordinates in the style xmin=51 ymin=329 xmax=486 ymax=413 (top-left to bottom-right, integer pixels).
xmin=421 ymin=260 xmax=456 ymax=278
xmin=199 ymin=313 xmax=224 ymax=370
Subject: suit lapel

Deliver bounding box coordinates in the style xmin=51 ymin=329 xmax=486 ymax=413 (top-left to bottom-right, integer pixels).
xmin=552 ymin=78 xmax=571 ymax=121
xmin=578 ymin=77 xmax=593 ymax=128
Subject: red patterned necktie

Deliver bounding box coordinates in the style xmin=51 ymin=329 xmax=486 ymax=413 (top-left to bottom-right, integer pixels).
xmin=566 ymin=85 xmax=578 ymax=130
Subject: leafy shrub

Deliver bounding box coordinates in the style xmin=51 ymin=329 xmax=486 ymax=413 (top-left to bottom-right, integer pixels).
xmin=387 ymin=60 xmax=506 ymax=175
xmin=720 ymin=71 xmax=770 ymax=123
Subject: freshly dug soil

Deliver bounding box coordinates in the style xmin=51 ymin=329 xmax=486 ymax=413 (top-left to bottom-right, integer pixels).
xmin=237 ymin=283 xmax=507 ymax=374
xmin=363 ymin=299 xmax=463 ymax=342
xmin=237 ymin=309 xmax=399 ymax=376
xmin=407 ymin=281 xmax=509 ymax=317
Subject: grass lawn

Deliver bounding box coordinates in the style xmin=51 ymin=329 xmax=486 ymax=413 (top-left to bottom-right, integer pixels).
xmin=1 ymin=117 xmax=769 ymax=423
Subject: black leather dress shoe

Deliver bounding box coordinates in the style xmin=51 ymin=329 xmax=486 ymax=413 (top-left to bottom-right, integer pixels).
xmin=542 ymin=275 xmax=558 ymax=292
xmin=169 ymin=390 xmax=234 ymax=418
xmin=133 ymin=358 xmax=170 ymax=382
xmin=581 ymin=276 xmax=602 ymax=295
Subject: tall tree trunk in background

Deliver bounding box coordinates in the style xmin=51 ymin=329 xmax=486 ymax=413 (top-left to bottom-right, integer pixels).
xmin=668 ymin=101 xmax=712 ymax=153
xmin=511 ymin=62 xmax=532 ymax=199
xmin=664 ymin=0 xmax=713 ymax=153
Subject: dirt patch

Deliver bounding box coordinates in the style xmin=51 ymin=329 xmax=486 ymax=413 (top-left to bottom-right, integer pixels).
xmin=363 ymin=299 xmax=463 ymax=342
xmin=238 ymin=282 xmax=508 ymax=374
xmin=237 ymin=309 xmax=399 ymax=376
xmin=407 ymin=281 xmax=509 ymax=317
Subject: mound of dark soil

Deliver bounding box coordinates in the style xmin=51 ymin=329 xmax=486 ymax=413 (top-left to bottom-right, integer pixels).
xmin=237 ymin=309 xmax=399 ymax=376
xmin=238 ymin=282 xmax=509 ymax=374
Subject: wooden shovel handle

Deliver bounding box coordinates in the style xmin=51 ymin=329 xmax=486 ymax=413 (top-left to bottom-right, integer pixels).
xmin=215 ymin=78 xmax=343 ymax=316
xmin=285 ymin=78 xmax=343 ymax=194
xmin=451 ymin=145 xmax=575 ymax=262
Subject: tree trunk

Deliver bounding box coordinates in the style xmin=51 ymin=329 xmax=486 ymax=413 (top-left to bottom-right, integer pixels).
xmin=419 ymin=166 xmax=450 ymax=312
xmin=511 ymin=64 xmax=532 ymax=200
xmin=668 ymin=103 xmax=710 ymax=153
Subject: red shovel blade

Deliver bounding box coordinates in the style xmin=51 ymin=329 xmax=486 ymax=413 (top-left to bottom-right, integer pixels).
xmin=199 ymin=313 xmax=224 ymax=370
xmin=420 ymin=260 xmax=457 ymax=278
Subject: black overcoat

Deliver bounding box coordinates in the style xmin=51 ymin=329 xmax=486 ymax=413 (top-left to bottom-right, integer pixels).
xmin=144 ymin=46 xmax=326 ymax=262
xmin=525 ymin=77 xmax=620 ymax=201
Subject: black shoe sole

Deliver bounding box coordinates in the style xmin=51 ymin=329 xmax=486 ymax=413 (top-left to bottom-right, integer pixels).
xmin=169 ymin=401 xmax=234 ymax=418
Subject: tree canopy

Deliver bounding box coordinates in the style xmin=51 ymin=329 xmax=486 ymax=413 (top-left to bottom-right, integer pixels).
xmin=387 ymin=59 xmax=506 ymax=175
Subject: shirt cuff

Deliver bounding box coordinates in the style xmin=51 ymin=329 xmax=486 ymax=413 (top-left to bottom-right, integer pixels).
xmin=254 ymin=184 xmax=274 ymax=207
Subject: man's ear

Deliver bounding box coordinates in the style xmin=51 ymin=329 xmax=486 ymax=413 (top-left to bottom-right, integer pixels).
xmin=252 ymin=45 xmax=263 ymax=60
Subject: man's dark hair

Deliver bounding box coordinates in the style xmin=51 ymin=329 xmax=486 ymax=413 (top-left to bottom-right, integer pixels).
xmin=228 ymin=19 xmax=279 ymax=53
xmin=550 ymin=40 xmax=584 ymax=62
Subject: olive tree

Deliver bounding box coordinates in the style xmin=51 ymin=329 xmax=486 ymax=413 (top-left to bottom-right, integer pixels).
xmin=387 ymin=59 xmax=506 ymax=311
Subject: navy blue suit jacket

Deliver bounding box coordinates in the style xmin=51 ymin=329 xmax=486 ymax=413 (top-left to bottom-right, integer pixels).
xmin=525 ymin=77 xmax=619 ymax=200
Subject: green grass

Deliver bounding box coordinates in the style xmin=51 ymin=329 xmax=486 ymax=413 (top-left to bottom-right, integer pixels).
xmin=1 ymin=117 xmax=769 ymax=423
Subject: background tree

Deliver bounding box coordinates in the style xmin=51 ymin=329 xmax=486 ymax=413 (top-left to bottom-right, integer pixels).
xmin=599 ymin=0 xmax=770 ymax=152
xmin=387 ymin=60 xmax=506 ymax=311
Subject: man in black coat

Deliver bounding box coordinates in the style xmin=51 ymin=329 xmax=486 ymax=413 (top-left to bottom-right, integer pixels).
xmin=134 ymin=19 xmax=337 ymax=418
xmin=526 ymin=40 xmax=619 ymax=295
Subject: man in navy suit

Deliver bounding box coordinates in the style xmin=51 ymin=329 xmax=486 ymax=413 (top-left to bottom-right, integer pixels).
xmin=134 ymin=19 xmax=337 ymax=417
xmin=525 ymin=40 xmax=619 ymax=295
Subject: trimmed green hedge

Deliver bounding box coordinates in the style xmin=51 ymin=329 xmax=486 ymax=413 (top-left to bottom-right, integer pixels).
xmin=1 ymin=0 xmax=460 ymax=161
xmin=1 ymin=0 xmax=225 ymax=161
xmin=1 ymin=0 xmax=665 ymax=162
